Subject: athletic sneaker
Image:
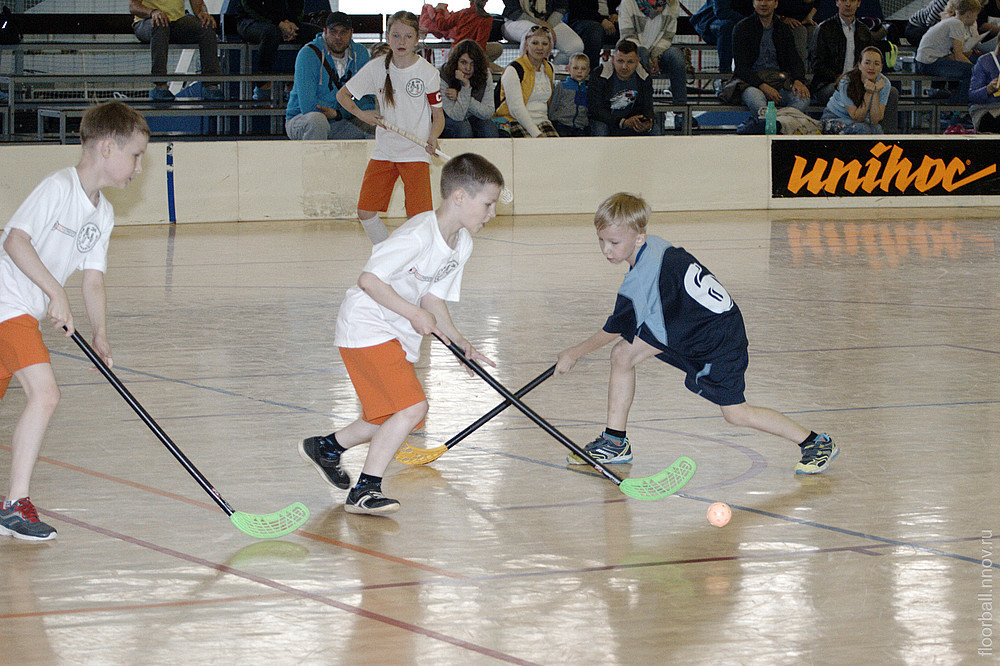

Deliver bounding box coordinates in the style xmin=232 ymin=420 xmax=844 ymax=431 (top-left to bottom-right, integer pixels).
xmin=345 ymin=487 xmax=400 ymax=515
xmin=0 ymin=497 xmax=57 ymax=541
xmin=299 ymin=436 xmax=351 ymax=489
xmin=794 ymin=434 xmax=839 ymax=474
xmin=567 ymin=434 xmax=633 ymax=464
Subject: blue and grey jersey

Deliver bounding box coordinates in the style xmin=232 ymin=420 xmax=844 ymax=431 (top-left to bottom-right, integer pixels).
xmin=602 ymin=235 xmax=748 ymax=362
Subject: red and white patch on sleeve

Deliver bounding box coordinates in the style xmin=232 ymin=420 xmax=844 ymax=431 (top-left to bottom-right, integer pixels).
xmin=427 ymin=89 xmax=442 ymax=106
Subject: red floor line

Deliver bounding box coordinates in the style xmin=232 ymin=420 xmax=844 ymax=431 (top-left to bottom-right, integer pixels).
xmin=33 ymin=508 xmax=540 ymax=666
xmin=0 ymin=444 xmax=466 ymax=578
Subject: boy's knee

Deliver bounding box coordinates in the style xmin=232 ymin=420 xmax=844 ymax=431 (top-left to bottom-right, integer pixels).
xmin=721 ymin=403 xmax=749 ymax=427
xmin=403 ymin=400 xmax=429 ymax=425
xmin=609 ymin=339 xmax=640 ymax=369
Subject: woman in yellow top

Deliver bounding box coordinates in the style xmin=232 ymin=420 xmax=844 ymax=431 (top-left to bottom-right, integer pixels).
xmin=494 ymin=25 xmax=558 ymax=137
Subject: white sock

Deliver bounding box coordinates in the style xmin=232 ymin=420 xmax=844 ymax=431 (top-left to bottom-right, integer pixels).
xmin=360 ymin=214 xmax=389 ymax=244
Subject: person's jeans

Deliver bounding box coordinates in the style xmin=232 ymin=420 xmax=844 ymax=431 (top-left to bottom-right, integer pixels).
xmin=133 ymin=14 xmax=221 ymax=85
xmin=442 ymin=114 xmax=500 ymax=138
xmin=916 ymin=58 xmax=973 ymax=104
xmin=742 ymin=85 xmax=809 ymax=114
xmin=696 ymin=18 xmax=738 ymax=74
xmin=236 ymin=18 xmax=319 ymax=75
xmin=651 ymin=47 xmax=688 ymax=105
xmin=285 ymin=111 xmax=372 ymax=140
xmin=569 ymin=19 xmax=609 ymax=69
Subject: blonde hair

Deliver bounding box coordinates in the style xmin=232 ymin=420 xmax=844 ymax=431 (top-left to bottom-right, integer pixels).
xmin=383 ymin=11 xmax=420 ymax=108
xmin=520 ymin=25 xmax=553 ymax=56
xmin=80 ymin=101 xmax=150 ymax=146
xmin=941 ymin=0 xmax=980 ymax=19
xmin=594 ymin=193 xmax=649 ymax=233
xmin=568 ymin=52 xmax=590 ymax=68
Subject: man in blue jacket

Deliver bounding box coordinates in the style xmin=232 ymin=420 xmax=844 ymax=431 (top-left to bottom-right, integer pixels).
xmin=285 ymin=12 xmax=375 ymax=140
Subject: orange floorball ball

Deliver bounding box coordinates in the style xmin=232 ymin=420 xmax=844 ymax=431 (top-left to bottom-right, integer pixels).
xmin=707 ymin=502 xmax=732 ymax=527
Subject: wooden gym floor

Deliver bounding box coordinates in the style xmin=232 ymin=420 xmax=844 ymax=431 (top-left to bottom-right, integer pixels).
xmin=1 ymin=208 xmax=997 ymax=664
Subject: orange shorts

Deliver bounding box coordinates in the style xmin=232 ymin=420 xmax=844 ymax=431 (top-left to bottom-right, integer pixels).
xmin=357 ymin=159 xmax=433 ymax=217
xmin=0 ymin=315 xmax=50 ymax=400
xmin=339 ymin=339 xmax=426 ymax=426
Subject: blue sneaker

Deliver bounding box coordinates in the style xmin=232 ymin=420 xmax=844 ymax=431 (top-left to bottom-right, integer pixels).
xmin=567 ymin=434 xmax=632 ymax=464
xmin=0 ymin=497 xmax=57 ymax=541
xmin=203 ymin=86 xmax=224 ymax=101
xmin=149 ymin=86 xmax=175 ymax=102
xmin=795 ymin=434 xmax=839 ymax=474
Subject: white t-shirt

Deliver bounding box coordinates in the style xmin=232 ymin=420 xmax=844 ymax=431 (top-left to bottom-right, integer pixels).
xmin=335 ymin=210 xmax=472 ymax=362
xmin=345 ymin=56 xmax=442 ymax=163
xmin=917 ymin=17 xmax=974 ymax=64
xmin=0 ymin=167 xmax=114 ymax=324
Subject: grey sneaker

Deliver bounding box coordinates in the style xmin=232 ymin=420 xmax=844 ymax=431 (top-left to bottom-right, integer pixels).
xmin=567 ymin=434 xmax=632 ymax=464
xmin=299 ymin=436 xmax=351 ymax=489
xmin=794 ymin=434 xmax=839 ymax=474
xmin=345 ymin=487 xmax=400 ymax=515
xmin=0 ymin=497 xmax=57 ymax=541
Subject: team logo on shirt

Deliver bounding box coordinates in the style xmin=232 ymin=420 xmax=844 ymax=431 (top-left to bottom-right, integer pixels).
xmin=75 ymin=222 xmax=101 ymax=253
xmin=405 ymin=77 xmax=425 ymax=98
xmin=408 ymin=259 xmax=458 ymax=283
xmin=684 ymin=263 xmax=733 ymax=314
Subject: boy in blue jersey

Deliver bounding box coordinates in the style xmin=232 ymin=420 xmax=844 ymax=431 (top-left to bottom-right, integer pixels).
xmin=555 ymin=192 xmax=837 ymax=474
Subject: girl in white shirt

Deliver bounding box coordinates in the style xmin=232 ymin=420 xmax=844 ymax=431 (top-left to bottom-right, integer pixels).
xmin=338 ymin=11 xmax=445 ymax=243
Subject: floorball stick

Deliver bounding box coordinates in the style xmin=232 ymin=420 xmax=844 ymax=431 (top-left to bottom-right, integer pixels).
xmin=68 ymin=330 xmax=309 ymax=539
xmin=394 ymin=364 xmax=556 ymax=465
xmin=433 ymin=335 xmax=695 ymax=500
xmin=377 ymin=119 xmax=514 ymax=204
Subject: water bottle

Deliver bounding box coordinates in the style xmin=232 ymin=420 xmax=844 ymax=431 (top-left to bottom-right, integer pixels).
xmin=764 ymin=101 xmax=777 ymax=135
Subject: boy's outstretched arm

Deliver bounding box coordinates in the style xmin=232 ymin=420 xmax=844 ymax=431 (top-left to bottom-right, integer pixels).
xmin=420 ymin=293 xmax=496 ymax=373
xmin=80 ymin=269 xmax=112 ymax=367
xmin=555 ymin=329 xmax=619 ymax=376
xmin=2 ymin=229 xmax=74 ymax=335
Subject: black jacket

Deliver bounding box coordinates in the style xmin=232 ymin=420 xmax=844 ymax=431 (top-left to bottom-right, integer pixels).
xmin=732 ymin=13 xmax=806 ymax=88
xmin=809 ymin=16 xmax=874 ymax=93
xmin=587 ymin=59 xmax=654 ymax=134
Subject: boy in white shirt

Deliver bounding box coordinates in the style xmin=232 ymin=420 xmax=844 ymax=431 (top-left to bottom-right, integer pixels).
xmin=0 ymin=101 xmax=149 ymax=541
xmin=300 ymin=154 xmax=504 ymax=515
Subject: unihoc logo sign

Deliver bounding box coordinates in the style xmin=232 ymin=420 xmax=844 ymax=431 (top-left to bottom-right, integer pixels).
xmin=771 ymin=139 xmax=1000 ymax=197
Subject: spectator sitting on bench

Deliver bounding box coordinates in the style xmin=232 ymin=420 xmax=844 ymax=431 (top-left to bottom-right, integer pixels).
xmin=588 ymin=38 xmax=657 ymax=135
xmin=234 ymin=0 xmax=322 ymax=101
xmin=969 ymin=40 xmax=1000 ymax=131
xmin=440 ymin=39 xmax=499 ymax=138
xmin=130 ymin=0 xmax=223 ymax=102
xmin=691 ymin=0 xmax=752 ymax=75
xmin=424 ymin=1 xmax=504 ymax=74
xmin=567 ymin=0 xmax=621 ymax=71
xmin=821 ymin=45 xmax=891 ymax=133
xmin=915 ymin=0 xmax=982 ymax=105
xmin=618 ymin=0 xmax=688 ymax=109
xmin=502 ymin=0 xmax=587 ymax=66
xmin=810 ymin=0 xmax=874 ymax=104
xmin=733 ymin=0 xmax=810 ymax=114
xmin=285 ymin=12 xmax=374 ymax=140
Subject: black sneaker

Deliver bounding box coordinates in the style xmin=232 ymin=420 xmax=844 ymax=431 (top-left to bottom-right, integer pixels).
xmin=0 ymin=497 xmax=57 ymax=541
xmin=299 ymin=436 xmax=351 ymax=489
xmin=345 ymin=486 xmax=400 ymax=515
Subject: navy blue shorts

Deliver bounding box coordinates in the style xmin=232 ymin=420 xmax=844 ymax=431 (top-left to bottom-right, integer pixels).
xmin=638 ymin=329 xmax=748 ymax=406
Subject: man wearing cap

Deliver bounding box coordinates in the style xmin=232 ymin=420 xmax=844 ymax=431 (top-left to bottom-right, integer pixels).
xmin=285 ymin=11 xmax=375 ymax=140
xmin=234 ymin=0 xmax=324 ymax=101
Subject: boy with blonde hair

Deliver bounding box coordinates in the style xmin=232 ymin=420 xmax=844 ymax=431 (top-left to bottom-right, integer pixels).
xmin=0 ymin=101 xmax=149 ymax=541
xmin=555 ymin=192 xmax=837 ymax=474
xmin=549 ymin=52 xmax=591 ymax=136
xmin=301 ymin=153 xmax=504 ymax=515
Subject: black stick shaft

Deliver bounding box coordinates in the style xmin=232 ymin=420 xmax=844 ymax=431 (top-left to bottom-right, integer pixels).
xmin=69 ymin=331 xmax=235 ymax=516
xmin=444 ymin=364 xmax=555 ymax=450
xmin=435 ymin=335 xmax=623 ymax=485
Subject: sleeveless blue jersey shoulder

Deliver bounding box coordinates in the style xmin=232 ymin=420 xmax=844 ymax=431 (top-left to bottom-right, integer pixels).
xmin=602 ymin=235 xmax=747 ymax=362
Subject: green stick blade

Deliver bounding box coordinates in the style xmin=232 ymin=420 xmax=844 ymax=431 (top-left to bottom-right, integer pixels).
xmin=619 ymin=457 xmax=696 ymax=501
xmin=230 ymin=502 xmax=310 ymax=539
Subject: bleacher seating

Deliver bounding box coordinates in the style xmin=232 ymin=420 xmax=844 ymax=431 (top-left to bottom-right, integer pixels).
xmin=0 ymin=12 xmax=976 ymax=141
